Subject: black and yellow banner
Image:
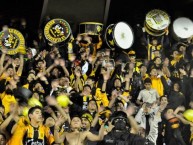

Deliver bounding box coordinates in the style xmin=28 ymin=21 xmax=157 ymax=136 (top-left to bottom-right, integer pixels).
xmin=44 ymin=18 xmax=71 ymax=43
xmin=0 ymin=28 xmax=25 ymax=55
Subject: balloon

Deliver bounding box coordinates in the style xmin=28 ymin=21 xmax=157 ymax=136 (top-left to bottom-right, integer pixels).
xmin=183 ymin=109 xmax=193 ymax=122
xmin=28 ymin=97 xmax=42 ymax=108
xmin=56 ymin=95 xmax=70 ymax=107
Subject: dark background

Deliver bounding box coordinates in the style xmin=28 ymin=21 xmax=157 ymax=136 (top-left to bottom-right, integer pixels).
xmin=108 ymin=0 xmax=193 ymax=25
xmin=0 ymin=0 xmax=193 ymax=55
xmin=44 ymin=0 xmax=106 ymax=35
xmin=1 ymin=0 xmax=193 ymax=32
xmin=0 ymin=0 xmax=44 ymax=31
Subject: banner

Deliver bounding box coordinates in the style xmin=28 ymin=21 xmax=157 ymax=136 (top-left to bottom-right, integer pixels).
xmin=0 ymin=28 xmax=26 ymax=55
xmin=44 ymin=18 xmax=71 ymax=43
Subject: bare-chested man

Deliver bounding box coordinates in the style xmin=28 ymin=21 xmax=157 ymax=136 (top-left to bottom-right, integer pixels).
xmin=54 ymin=115 xmax=105 ymax=145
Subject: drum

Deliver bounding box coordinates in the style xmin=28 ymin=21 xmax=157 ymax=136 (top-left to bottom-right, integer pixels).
xmin=144 ymin=9 xmax=170 ymax=36
xmin=79 ymin=22 xmax=103 ymax=35
xmin=172 ymin=17 xmax=193 ymax=42
xmin=44 ymin=18 xmax=71 ymax=44
xmin=105 ymin=22 xmax=134 ymax=49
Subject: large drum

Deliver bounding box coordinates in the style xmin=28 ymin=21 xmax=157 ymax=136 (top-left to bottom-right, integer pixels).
xmin=79 ymin=22 xmax=103 ymax=35
xmin=172 ymin=17 xmax=193 ymax=42
xmin=105 ymin=22 xmax=134 ymax=50
xmin=79 ymin=22 xmax=103 ymax=44
xmin=144 ymin=9 xmax=170 ymax=36
xmin=44 ymin=18 xmax=71 ymax=44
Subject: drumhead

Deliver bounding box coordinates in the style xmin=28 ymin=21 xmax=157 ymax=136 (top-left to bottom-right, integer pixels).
xmin=145 ymin=9 xmax=170 ymax=31
xmin=113 ymin=22 xmax=134 ymax=49
xmin=173 ymin=17 xmax=193 ymax=39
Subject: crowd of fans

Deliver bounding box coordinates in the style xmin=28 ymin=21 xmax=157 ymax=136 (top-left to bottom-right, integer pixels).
xmin=0 ymin=15 xmax=193 ymax=145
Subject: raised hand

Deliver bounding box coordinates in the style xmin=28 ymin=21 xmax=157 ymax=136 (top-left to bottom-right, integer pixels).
xmin=177 ymin=106 xmax=185 ymax=112
xmin=111 ymin=89 xmax=118 ymax=99
xmin=157 ymin=70 xmax=164 ymax=77
xmin=54 ymin=59 xmax=60 ymax=66
xmin=179 ymin=68 xmax=187 ymax=76
xmin=41 ymin=60 xmax=46 ymax=69
xmin=51 ymin=80 xmax=59 ymax=89
xmin=83 ymin=35 xmax=92 ymax=44
xmin=9 ymin=103 xmax=18 ymax=115
xmin=125 ymin=103 xmax=136 ymax=116
xmin=8 ymin=58 xmax=12 ymax=65
xmin=103 ymin=72 xmax=110 ymax=81
xmin=1 ymin=47 xmax=7 ymax=54
xmin=37 ymin=72 xmax=44 ymax=78
xmin=125 ymin=72 xmax=132 ymax=82
xmin=55 ymin=115 xmax=66 ymax=127
xmin=59 ymin=59 xmax=65 ymax=67
xmin=46 ymin=96 xmax=58 ymax=106
xmin=76 ymin=34 xmax=82 ymax=42
xmin=98 ymin=105 xmax=105 ymax=114
xmin=44 ymin=106 xmax=55 ymax=114
xmin=165 ymin=28 xmax=169 ymax=35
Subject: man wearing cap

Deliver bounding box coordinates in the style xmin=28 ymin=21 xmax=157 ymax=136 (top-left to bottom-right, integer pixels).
xmin=128 ymin=50 xmax=136 ymax=64
xmin=81 ymin=112 xmax=99 ymax=145
xmin=81 ymin=112 xmax=93 ymax=131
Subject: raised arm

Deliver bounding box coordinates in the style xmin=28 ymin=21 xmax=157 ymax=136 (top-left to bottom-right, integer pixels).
xmin=74 ymin=69 xmax=84 ymax=92
xmin=125 ymin=104 xmax=139 ymax=134
xmin=54 ymin=116 xmax=66 ymax=143
xmin=46 ymin=96 xmax=70 ymax=123
xmin=86 ymin=123 xmax=105 ymax=141
xmin=0 ymin=48 xmax=7 ymax=73
xmin=0 ymin=113 xmax=15 ymax=139
xmin=17 ymin=54 xmax=24 ymax=76
xmin=101 ymin=71 xmax=109 ymax=92
xmin=0 ymin=58 xmax=12 ymax=76
xmin=175 ymin=113 xmax=190 ymax=125
xmin=124 ymin=72 xmax=131 ymax=92
xmin=91 ymin=106 xmax=104 ymax=127
xmin=174 ymin=106 xmax=185 ymax=115
xmin=108 ymin=90 xmax=118 ymax=108
xmin=59 ymin=59 xmax=69 ymax=77
xmin=136 ymin=91 xmax=143 ymax=106
xmin=0 ymin=103 xmax=20 ymax=139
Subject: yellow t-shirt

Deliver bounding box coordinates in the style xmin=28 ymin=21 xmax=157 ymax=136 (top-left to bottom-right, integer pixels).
xmin=0 ymin=91 xmax=17 ymax=115
xmin=8 ymin=117 xmax=54 ymax=145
